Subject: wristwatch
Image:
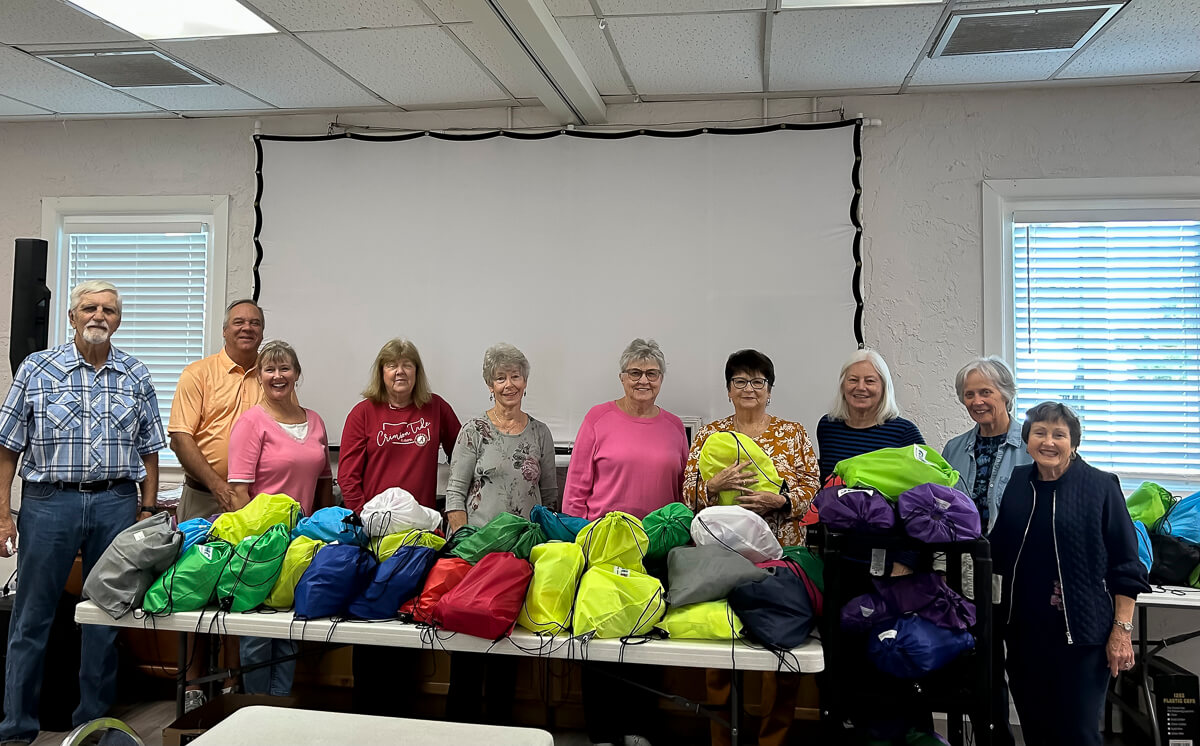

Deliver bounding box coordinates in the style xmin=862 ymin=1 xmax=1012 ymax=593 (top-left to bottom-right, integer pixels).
xmin=1113 ymin=619 xmax=1134 ymax=632
xmin=139 ymin=504 xmax=163 ymax=515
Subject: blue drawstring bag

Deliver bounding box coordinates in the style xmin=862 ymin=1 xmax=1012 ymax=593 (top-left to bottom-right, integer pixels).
xmin=294 ymin=544 xmax=378 ymax=619
xmin=867 ymin=615 xmax=975 ymax=679
xmin=347 ymin=545 xmax=438 ymax=620
xmin=177 ymin=518 xmax=212 ymax=555
xmin=727 ymin=567 xmax=815 ymax=651
xmin=1158 ymin=491 xmax=1200 ymax=544
xmin=292 ymin=507 xmax=367 ymax=547
xmin=1134 ymin=521 xmax=1153 ymax=573
xmin=530 ymin=505 xmax=589 ymax=543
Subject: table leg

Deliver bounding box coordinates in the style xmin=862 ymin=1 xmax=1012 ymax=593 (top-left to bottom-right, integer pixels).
xmin=730 ymin=669 xmax=743 ymax=746
xmin=176 ymin=632 xmax=187 ymax=720
xmin=1139 ymin=605 xmax=1159 ymax=743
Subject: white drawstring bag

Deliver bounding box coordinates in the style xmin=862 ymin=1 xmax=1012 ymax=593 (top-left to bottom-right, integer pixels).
xmin=361 ymin=487 xmax=442 ymax=537
xmin=690 ymin=505 xmax=783 ymax=564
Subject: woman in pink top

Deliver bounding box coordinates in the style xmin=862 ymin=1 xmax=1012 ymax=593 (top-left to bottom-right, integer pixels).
xmin=562 ymin=338 xmax=688 ymax=521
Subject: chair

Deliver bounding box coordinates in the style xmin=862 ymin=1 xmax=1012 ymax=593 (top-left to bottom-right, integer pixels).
xmin=60 ymin=717 xmax=145 ymax=746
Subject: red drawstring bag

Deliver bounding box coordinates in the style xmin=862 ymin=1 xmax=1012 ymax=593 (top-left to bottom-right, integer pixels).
xmin=431 ymin=552 xmax=533 ymax=640
xmin=400 ymin=557 xmax=473 ymax=624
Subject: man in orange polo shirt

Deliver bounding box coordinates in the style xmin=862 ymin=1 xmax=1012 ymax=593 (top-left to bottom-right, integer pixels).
xmin=169 ymin=299 xmax=264 ymax=522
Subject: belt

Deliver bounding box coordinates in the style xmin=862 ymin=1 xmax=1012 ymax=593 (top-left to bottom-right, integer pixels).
xmin=52 ymin=478 xmax=133 ymax=493
xmin=184 ymin=475 xmax=211 ymax=493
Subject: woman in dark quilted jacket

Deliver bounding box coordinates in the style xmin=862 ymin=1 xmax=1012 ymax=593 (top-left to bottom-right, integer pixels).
xmin=990 ymin=401 xmax=1150 ymax=746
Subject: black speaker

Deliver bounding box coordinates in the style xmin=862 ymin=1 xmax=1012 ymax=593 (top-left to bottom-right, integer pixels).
xmin=10 ymin=238 xmax=52 ymax=374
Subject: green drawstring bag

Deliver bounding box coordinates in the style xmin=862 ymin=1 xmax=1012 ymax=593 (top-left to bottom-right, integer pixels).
xmin=373 ymin=529 xmax=447 ymax=560
xmin=642 ymin=503 xmax=694 ymax=561
xmin=142 ymin=540 xmax=234 ymax=614
xmin=834 ymin=445 xmax=960 ymax=501
xmin=451 ymin=513 xmax=546 ymax=564
xmin=656 ymin=600 xmax=744 ymax=640
xmin=210 ymin=493 xmax=302 ymax=545
xmin=516 ymin=541 xmax=587 ymax=634
xmin=215 ymin=524 xmax=290 ymax=612
xmin=264 ymin=536 xmax=326 ymax=610
xmin=573 ymin=564 xmax=665 ymax=638
xmin=698 ymin=431 xmax=784 ymax=505
xmin=1127 ymin=481 xmax=1174 ymax=528
xmin=780 ymin=545 xmax=825 ymax=594
xmin=576 ymin=512 xmax=650 ymax=573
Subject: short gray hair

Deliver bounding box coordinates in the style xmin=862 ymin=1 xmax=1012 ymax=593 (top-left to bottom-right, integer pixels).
xmin=70 ymin=281 xmax=122 ymax=315
xmin=618 ymin=338 xmax=666 ymax=374
xmin=954 ymin=356 xmax=1017 ymax=413
xmin=223 ymin=299 xmax=264 ymax=329
xmin=828 ymin=348 xmax=901 ymax=425
xmin=482 ymin=343 xmax=529 ymax=383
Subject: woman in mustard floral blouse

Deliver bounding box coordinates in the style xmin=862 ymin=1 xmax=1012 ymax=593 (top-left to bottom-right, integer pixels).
xmin=682 ymin=349 xmax=820 ymax=746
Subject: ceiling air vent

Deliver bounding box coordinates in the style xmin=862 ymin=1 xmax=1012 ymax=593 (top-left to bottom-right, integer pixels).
xmin=36 ymin=49 xmax=215 ymax=87
xmin=930 ymin=3 xmax=1125 ymax=57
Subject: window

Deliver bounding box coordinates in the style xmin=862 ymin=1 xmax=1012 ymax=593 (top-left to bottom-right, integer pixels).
xmin=983 ymin=178 xmax=1200 ymax=488
xmin=42 ymin=197 xmax=229 ymax=470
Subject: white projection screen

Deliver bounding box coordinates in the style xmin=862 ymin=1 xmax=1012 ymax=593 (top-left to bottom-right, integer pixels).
xmin=255 ymin=123 xmax=864 ymax=446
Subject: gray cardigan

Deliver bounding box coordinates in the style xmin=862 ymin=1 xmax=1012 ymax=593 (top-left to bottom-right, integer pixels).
xmin=942 ymin=416 xmax=1032 ymax=532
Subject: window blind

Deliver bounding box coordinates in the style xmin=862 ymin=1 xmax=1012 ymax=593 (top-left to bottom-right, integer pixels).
xmin=1013 ymin=220 xmax=1200 ymax=477
xmin=66 ymin=229 xmax=210 ymax=466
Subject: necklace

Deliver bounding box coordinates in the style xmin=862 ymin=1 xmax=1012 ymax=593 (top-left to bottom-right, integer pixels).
xmin=262 ymin=400 xmax=305 ymax=424
xmin=733 ymin=414 xmax=770 ymax=438
xmin=488 ymin=408 xmax=526 ymax=435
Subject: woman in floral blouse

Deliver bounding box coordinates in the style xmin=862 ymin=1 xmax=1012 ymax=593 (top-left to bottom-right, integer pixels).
xmin=683 ymin=348 xmax=820 ymax=746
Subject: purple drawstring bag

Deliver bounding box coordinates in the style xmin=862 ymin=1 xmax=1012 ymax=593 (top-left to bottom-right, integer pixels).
xmin=814 ymin=485 xmax=897 ymax=534
xmin=897 ymin=483 xmax=981 ymax=543
xmin=841 ymin=590 xmax=896 ymax=633
xmin=873 ymin=572 xmax=976 ymax=631
xmin=867 ymin=615 xmax=975 ymax=679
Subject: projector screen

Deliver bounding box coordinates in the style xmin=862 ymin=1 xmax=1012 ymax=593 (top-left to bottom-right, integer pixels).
xmin=255 ymin=123 xmax=863 ymax=446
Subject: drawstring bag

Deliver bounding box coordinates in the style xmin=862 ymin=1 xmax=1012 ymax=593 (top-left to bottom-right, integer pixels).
xmin=1157 ymin=490 xmax=1200 ymax=544
xmin=372 ymin=529 xmax=446 ymax=560
xmin=728 ymin=567 xmax=815 ymax=651
xmin=142 ymin=540 xmax=233 ymax=614
xmin=210 ymin=493 xmax=301 ymax=545
xmin=215 ymin=524 xmax=290 ymax=612
xmin=576 ymin=512 xmax=651 ymax=573
xmin=530 ymin=504 xmax=589 ymax=543
xmin=360 ymin=487 xmax=443 ymax=537
xmin=698 ymin=431 xmax=783 ymax=505
xmin=1133 ymin=521 xmax=1153 ymax=574
xmin=294 ymin=544 xmax=379 ymax=619
xmin=656 ymin=600 xmax=743 ymax=640
xmin=834 ymin=445 xmax=960 ymax=500
xmin=438 ymin=525 xmax=478 ymax=558
xmin=691 ymin=506 xmax=782 ymax=564
xmin=666 ymin=545 xmax=766 ymax=606
xmin=432 ymin=552 xmax=533 ymax=640
xmin=451 ymin=513 xmax=547 ymax=564
xmin=780 ymin=545 xmax=825 ymax=594
xmin=642 ymin=503 xmax=694 ymax=561
xmin=842 ymin=590 xmax=896 ymax=633
xmin=264 ymin=536 xmax=326 ymax=610
xmin=348 ymin=544 xmax=438 ymax=620
xmin=292 ymin=507 xmax=367 ymax=546
xmin=897 ymin=484 xmax=981 ymax=543
xmin=83 ymin=512 xmax=182 ymax=619
xmin=400 ymin=557 xmax=473 ymax=624
xmin=813 ymin=485 xmax=897 ymax=534
xmin=867 ymin=615 xmax=975 ymax=678
xmin=177 ymin=518 xmax=213 ymax=555
xmin=573 ymin=564 xmax=666 ymax=639
xmin=517 ymin=541 xmax=587 ymax=634
xmin=1127 ymin=481 xmax=1174 ymax=528
xmin=756 ymin=558 xmax=823 ymax=617
xmin=873 ymin=573 xmax=976 ymax=631
xmin=1150 ymin=533 xmax=1200 ymax=586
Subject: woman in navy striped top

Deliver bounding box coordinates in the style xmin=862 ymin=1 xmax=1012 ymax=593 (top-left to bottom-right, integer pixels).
xmin=815 ymin=348 xmax=925 ymax=482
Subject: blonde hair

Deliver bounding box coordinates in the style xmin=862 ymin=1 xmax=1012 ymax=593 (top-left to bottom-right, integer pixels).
xmin=362 ymin=338 xmax=432 ymax=408
xmin=827 ymin=348 xmax=901 ymax=426
xmin=257 ymin=340 xmax=300 ymax=376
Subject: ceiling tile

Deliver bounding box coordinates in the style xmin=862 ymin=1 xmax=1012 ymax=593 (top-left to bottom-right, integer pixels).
xmin=446 ymin=23 xmax=534 ymax=98
xmin=0 ymin=45 xmax=160 ymax=113
xmin=556 ymin=16 xmax=630 ymax=95
xmin=910 ymin=49 xmax=1073 ymax=86
xmin=0 ymin=94 xmax=52 ymax=115
xmin=421 ymin=0 xmax=471 ymax=24
xmin=122 ymin=83 xmax=273 ymax=111
xmin=1058 ymin=0 xmax=1200 ymax=78
xmin=546 ymin=0 xmax=595 ymax=16
xmin=608 ymin=13 xmax=762 ymax=94
xmin=159 ymin=34 xmax=383 ymax=109
xmin=300 ymin=27 xmax=508 ymax=106
xmin=600 ymin=0 xmax=766 ymax=14
xmin=0 ymin=0 xmax=138 ymax=45
xmin=770 ymin=6 xmax=943 ymax=90
xmin=248 ymin=0 xmax=435 ymax=32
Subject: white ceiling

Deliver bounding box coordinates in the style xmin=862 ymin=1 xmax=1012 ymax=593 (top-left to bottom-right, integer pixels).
xmin=0 ymin=0 xmax=1196 ymax=123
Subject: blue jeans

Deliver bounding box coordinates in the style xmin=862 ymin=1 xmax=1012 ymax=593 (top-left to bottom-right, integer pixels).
xmin=239 ymin=637 xmax=296 ymax=696
xmin=0 ymin=480 xmax=137 ymax=742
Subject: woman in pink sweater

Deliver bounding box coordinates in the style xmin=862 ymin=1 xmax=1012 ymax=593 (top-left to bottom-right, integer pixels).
xmin=562 ymin=338 xmax=688 ymax=521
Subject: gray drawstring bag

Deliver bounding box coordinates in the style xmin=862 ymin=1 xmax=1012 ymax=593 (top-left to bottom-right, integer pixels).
xmin=666 ymin=544 xmax=767 ymax=607
xmin=83 ymin=512 xmax=182 ymax=619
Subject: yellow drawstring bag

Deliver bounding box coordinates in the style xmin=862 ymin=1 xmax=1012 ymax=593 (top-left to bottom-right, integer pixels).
xmin=210 ymin=493 xmax=301 ymax=545
xmin=516 ymin=541 xmax=586 ymax=634
xmin=576 ymin=512 xmax=650 ymax=573
xmin=656 ymin=600 xmax=744 ymax=640
xmin=573 ymin=565 xmax=665 ymax=638
xmin=698 ymin=431 xmax=783 ymax=505
xmin=264 ymin=536 xmax=326 ymax=609
xmin=372 ymin=529 xmax=446 ymax=561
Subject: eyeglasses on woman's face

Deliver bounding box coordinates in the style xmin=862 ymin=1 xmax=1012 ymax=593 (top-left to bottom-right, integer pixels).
xmin=622 ymin=368 xmax=662 ymax=382
xmin=731 ymin=377 xmax=768 ymax=390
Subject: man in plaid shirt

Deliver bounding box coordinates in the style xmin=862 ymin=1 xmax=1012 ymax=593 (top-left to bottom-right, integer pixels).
xmin=0 ymin=280 xmax=165 ymax=745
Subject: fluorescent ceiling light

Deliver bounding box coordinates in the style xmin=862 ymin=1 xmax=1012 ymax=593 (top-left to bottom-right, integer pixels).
xmin=67 ymin=0 xmax=276 ymax=41
xmin=781 ymin=0 xmax=942 ymax=8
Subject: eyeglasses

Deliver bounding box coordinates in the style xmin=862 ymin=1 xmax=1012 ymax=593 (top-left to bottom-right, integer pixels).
xmin=731 ymin=377 xmax=768 ymax=390
xmin=623 ymin=369 xmax=662 ymax=382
